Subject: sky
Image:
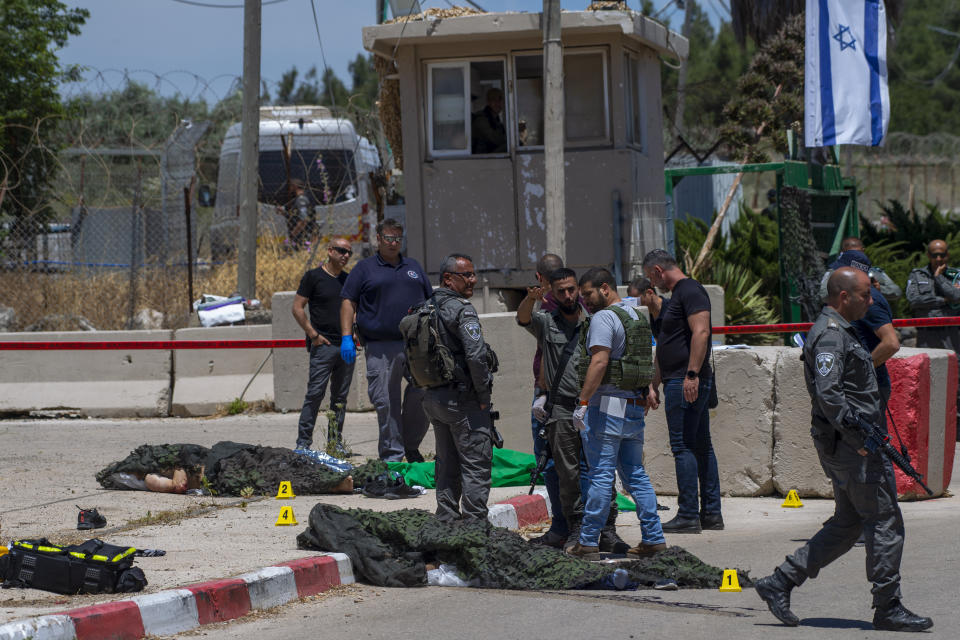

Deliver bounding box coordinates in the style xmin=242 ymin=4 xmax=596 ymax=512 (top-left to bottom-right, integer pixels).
xmin=59 ymin=0 xmax=727 ymax=103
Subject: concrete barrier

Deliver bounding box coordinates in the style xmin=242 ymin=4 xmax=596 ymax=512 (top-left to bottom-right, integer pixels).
xmin=646 ymin=346 xmax=779 ymax=497
xmin=772 ymin=347 xmax=956 ymax=499
xmin=271 ymin=292 xmax=371 ymax=413
xmin=0 ymin=330 xmax=172 ymax=417
xmin=482 ymin=312 xmax=538 ymax=453
xmin=171 ymin=325 xmax=274 ymax=416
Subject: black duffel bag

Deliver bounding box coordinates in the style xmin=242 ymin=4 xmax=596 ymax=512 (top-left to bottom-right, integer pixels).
xmin=1 ymin=538 xmax=147 ymax=595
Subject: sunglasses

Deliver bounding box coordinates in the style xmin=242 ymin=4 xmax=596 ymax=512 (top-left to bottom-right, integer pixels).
xmin=930 ymin=252 xmax=948 ymax=259
xmin=451 ymin=271 xmax=477 ymax=280
xmin=380 ymin=235 xmax=403 ymax=244
xmin=330 ymin=246 xmax=352 ymax=256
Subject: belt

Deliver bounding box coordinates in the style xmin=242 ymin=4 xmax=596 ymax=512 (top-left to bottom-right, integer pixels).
xmin=624 ymin=396 xmax=646 ymax=406
xmin=552 ymin=395 xmax=579 ymax=411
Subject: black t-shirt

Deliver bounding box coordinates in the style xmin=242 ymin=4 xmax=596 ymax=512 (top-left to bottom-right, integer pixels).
xmin=854 ymin=286 xmax=893 ymax=390
xmin=296 ymin=266 xmax=348 ymax=344
xmin=656 ymin=278 xmax=713 ymax=381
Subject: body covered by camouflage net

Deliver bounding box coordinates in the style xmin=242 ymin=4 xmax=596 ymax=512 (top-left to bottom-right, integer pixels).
xmin=96 ymin=442 xmax=388 ymax=496
xmin=297 ymin=503 xmax=743 ymax=590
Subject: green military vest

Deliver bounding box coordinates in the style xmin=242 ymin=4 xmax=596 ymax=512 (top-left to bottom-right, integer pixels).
xmin=576 ymin=304 xmax=653 ymax=391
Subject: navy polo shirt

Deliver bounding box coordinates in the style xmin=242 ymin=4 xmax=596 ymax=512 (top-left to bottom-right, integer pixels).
xmin=853 ymin=286 xmax=893 ymax=390
xmin=340 ymin=252 xmax=432 ymax=341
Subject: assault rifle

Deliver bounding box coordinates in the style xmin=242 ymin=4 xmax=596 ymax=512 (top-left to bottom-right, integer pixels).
xmin=489 ymin=410 xmax=504 ymax=449
xmin=849 ymin=413 xmax=934 ymax=496
xmin=528 ymin=422 xmax=551 ymax=495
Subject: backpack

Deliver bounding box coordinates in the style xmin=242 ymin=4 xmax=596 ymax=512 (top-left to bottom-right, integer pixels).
xmin=576 ymin=305 xmax=653 ymax=391
xmin=399 ymin=297 xmax=458 ymax=389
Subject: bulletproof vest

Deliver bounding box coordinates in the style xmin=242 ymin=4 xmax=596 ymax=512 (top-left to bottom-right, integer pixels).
xmin=399 ymin=297 xmax=459 ymax=389
xmin=576 ymin=305 xmax=653 ymax=391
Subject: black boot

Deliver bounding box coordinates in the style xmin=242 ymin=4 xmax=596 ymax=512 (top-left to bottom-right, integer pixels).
xmin=661 ymin=514 xmax=702 ymax=533
xmin=563 ymin=519 xmax=582 ymax=552
xmin=755 ymin=569 xmax=800 ymax=627
xmin=873 ymin=600 xmax=933 ymax=632
xmin=599 ymin=526 xmax=630 ymax=554
xmin=700 ymin=512 xmax=725 ymax=530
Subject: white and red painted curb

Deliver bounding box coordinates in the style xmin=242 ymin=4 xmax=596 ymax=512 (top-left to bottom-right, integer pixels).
xmin=0 ymin=492 xmax=550 ymax=640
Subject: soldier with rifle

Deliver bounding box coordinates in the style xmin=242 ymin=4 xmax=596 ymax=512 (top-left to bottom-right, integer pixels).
xmin=755 ymin=267 xmax=933 ymax=632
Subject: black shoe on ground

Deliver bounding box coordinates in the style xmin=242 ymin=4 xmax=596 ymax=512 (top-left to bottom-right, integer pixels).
xmin=77 ymin=505 xmax=106 ymax=530
xmin=661 ymin=514 xmax=702 ymax=533
xmin=529 ymin=529 xmax=567 ymax=549
xmin=755 ymin=571 xmax=800 ymax=627
xmin=385 ymin=482 xmax=421 ymax=499
xmin=700 ymin=512 xmax=725 ymax=530
xmin=405 ymin=450 xmax=425 ymax=463
xmin=362 ymin=478 xmax=388 ymax=498
xmin=873 ymin=600 xmax=933 ymax=632
xmin=599 ymin=527 xmax=631 ymax=554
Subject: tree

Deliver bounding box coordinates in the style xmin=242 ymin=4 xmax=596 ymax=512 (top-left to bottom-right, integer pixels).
xmin=320 ymin=68 xmax=349 ymax=111
xmin=0 ymin=0 xmax=87 ymax=222
xmin=348 ymin=54 xmax=379 ymax=111
xmin=274 ymin=66 xmax=323 ymax=106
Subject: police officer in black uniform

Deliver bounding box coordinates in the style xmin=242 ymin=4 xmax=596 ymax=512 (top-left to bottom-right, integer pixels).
xmin=755 ymin=267 xmax=932 ymax=632
xmin=423 ymin=253 xmax=497 ymax=522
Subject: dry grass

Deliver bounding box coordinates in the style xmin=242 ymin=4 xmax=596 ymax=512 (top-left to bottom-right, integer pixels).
xmin=0 ymin=235 xmax=330 ymax=331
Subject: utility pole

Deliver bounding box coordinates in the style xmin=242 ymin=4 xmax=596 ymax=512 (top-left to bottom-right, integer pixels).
xmin=542 ymin=0 xmax=565 ymax=262
xmin=376 ymin=0 xmax=386 ymax=23
xmin=237 ymin=0 xmax=261 ymax=300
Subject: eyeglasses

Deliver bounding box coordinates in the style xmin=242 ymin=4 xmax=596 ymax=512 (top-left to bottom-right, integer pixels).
xmin=930 ymin=252 xmax=948 ymax=258
xmin=451 ymin=271 xmax=477 ymax=280
xmin=380 ymin=234 xmax=403 ymax=244
xmin=330 ymin=246 xmax=352 ymax=256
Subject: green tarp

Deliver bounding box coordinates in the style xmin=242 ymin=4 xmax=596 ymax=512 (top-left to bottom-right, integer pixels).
xmin=386 ymin=448 xmax=636 ymax=511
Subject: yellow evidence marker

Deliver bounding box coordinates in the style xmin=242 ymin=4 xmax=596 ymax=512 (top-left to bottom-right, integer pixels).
xmin=781 ymin=489 xmax=804 ymax=508
xmin=275 ymin=506 xmax=298 ymax=526
xmin=719 ymin=569 xmax=742 ymax=592
xmin=275 ymin=481 xmax=295 ymax=499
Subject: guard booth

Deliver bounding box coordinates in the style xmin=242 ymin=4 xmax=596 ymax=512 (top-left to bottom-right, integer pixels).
xmin=362 ymin=10 xmax=687 ymax=292
xmin=665 ymin=153 xmax=858 ymax=325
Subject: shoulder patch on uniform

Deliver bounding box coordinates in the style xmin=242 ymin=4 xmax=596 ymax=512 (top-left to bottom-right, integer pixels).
xmin=464 ymin=321 xmax=482 ymax=342
xmin=826 ymin=319 xmax=839 ymax=329
xmin=815 ymin=352 xmax=836 ymax=376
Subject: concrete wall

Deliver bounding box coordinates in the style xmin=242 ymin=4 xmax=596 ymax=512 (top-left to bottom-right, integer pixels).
xmin=171 ymin=325 xmax=274 ymax=417
xmin=0 ymin=330 xmax=173 ymax=417
xmin=271 ymin=292 xmax=371 ymax=414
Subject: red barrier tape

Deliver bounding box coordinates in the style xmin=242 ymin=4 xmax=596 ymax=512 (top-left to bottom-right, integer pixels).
xmin=2 ymin=316 xmax=960 ymax=349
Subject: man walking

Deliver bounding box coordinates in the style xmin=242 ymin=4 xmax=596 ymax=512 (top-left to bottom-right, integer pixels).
xmin=421 ymin=254 xmax=497 ymax=521
xmin=755 ymin=268 xmax=932 ymax=632
xmin=568 ymin=268 xmax=665 ymax=559
xmin=339 ymin=219 xmax=433 ymax=462
xmin=292 ymin=237 xmax=354 ymax=454
xmin=642 ymin=249 xmax=722 ymax=534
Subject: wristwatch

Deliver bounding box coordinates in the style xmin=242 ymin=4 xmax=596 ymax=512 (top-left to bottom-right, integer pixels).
xmin=685 ymin=370 xmax=699 ymax=380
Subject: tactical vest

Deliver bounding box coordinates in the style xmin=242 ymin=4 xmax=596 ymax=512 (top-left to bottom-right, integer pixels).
xmin=576 ymin=305 xmax=653 ymax=391
xmin=399 ymin=297 xmax=459 ymax=389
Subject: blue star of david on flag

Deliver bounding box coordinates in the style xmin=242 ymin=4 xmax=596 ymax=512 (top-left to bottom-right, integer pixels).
xmin=833 ymin=24 xmax=856 ymax=51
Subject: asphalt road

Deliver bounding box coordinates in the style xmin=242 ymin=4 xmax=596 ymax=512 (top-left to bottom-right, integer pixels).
xmin=2 ymin=413 xmax=958 ymax=639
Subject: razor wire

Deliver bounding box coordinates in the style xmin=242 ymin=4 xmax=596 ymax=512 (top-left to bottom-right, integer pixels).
xmin=0 ymin=67 xmax=385 ymax=333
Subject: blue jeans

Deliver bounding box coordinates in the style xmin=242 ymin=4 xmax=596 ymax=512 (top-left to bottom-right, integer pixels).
xmin=663 ymin=377 xmax=722 ymax=519
xmin=579 ymin=402 xmax=664 ymax=547
xmin=531 ymin=388 xmax=567 ymax=535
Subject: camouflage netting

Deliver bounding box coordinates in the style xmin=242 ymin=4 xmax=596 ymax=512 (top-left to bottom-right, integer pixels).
xmin=96 ymin=442 xmax=387 ymax=497
xmin=780 ymin=185 xmax=825 ymax=321
xmin=297 ymin=504 xmax=747 ymax=590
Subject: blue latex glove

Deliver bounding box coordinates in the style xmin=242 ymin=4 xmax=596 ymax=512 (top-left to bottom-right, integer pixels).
xmin=340 ymin=335 xmax=356 ymax=364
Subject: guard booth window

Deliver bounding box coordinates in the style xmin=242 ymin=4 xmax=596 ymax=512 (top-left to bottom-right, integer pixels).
xmin=427 ymin=60 xmax=507 ymax=156
xmin=624 ymin=52 xmax=644 ymax=150
xmin=512 ymin=50 xmax=610 ymax=148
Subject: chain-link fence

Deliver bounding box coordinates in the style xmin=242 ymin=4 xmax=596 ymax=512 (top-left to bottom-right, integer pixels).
xmin=0 ymin=69 xmax=385 ymax=333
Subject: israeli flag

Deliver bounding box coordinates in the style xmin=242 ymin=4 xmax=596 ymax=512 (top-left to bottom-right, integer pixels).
xmin=805 ymin=0 xmax=889 ymax=147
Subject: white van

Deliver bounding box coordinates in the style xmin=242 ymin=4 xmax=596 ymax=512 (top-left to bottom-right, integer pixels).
xmin=210 ymin=105 xmax=380 ymax=257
